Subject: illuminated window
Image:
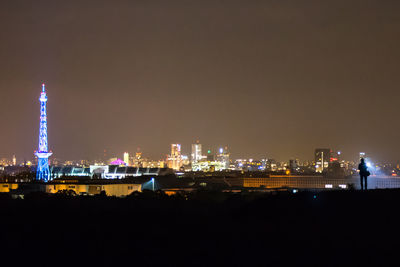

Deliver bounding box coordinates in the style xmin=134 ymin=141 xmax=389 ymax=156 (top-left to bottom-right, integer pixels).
xmin=325 ymin=184 xmax=333 ymax=188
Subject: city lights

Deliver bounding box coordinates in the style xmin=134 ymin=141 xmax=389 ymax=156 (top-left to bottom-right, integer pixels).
xmin=0 ymin=3 xmax=398 ymax=265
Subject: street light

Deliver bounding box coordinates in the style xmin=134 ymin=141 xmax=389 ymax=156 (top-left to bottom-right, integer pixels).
xmin=151 ymin=177 xmax=155 ymax=191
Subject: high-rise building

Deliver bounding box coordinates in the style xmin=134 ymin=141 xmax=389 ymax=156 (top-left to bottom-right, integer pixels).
xmin=171 ymin=144 xmax=181 ymax=157
xmin=12 ymin=155 xmax=16 ymax=166
xmin=35 ymin=83 xmax=53 ymax=181
xmin=167 ymin=144 xmax=183 ymax=170
xmin=216 ymin=147 xmax=230 ymax=170
xmin=315 ymin=148 xmax=330 ymax=173
xmin=191 ymin=141 xmax=202 ymax=163
xmin=123 ymin=152 xmax=130 ymax=166
xmin=133 ymin=149 xmax=143 ymax=167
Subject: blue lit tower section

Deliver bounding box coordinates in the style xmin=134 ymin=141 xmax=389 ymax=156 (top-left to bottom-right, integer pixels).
xmin=35 ymin=83 xmax=52 ymax=181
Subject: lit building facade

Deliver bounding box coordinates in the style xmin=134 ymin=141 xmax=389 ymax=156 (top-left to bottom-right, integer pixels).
xmin=235 ymin=159 xmax=263 ymax=171
xmin=133 ymin=151 xmax=143 ymax=167
xmin=123 ymin=152 xmax=130 ymax=166
xmin=191 ymin=141 xmax=202 ymax=163
xmin=142 ymin=159 xmax=165 ymax=168
xmin=191 ymin=161 xmax=226 ymax=172
xmin=0 ymin=158 xmax=12 ymax=166
xmin=315 ymin=148 xmax=330 ymax=173
xmin=50 ymin=165 xmax=172 ymax=179
xmin=216 ymin=147 xmax=230 ymax=170
xmin=167 ymin=144 xmax=183 ymax=171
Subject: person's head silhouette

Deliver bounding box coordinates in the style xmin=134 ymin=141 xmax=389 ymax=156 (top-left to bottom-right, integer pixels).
xmin=361 ymin=158 xmax=365 ymax=163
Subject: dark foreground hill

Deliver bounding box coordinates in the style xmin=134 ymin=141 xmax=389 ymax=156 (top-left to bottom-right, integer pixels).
xmin=0 ymin=189 xmax=399 ymax=266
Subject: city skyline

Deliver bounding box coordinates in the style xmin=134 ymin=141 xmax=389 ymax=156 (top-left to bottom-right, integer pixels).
xmin=0 ymin=81 xmax=393 ymax=164
xmin=1 ymin=1 xmax=400 ymax=163
xmin=0 ymin=80 xmax=393 ymax=165
xmin=0 ymin=137 xmax=381 ymax=167
xmin=1 ymin=2 xmax=399 ymax=266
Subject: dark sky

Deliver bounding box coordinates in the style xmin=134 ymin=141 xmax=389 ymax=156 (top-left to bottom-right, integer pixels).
xmin=1 ymin=0 xmax=399 ymax=163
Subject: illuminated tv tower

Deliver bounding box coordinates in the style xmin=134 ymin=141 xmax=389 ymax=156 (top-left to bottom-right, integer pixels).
xmin=35 ymin=83 xmax=52 ymax=181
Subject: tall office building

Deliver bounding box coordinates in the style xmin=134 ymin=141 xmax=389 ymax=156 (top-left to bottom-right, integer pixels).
xmin=216 ymin=147 xmax=230 ymax=170
xmin=191 ymin=141 xmax=202 ymax=163
xmin=12 ymin=155 xmax=16 ymax=166
xmin=123 ymin=152 xmax=130 ymax=166
xmin=133 ymin=148 xmax=143 ymax=167
xmin=168 ymin=144 xmax=182 ymax=170
xmin=171 ymin=144 xmax=181 ymax=157
xmin=35 ymin=83 xmax=53 ymax=181
xmin=315 ymin=148 xmax=330 ymax=173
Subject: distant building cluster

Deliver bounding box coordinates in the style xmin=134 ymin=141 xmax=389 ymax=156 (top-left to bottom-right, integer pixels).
xmin=0 ymin=82 xmax=397 ymax=181
xmin=164 ymin=142 xmax=231 ymax=172
xmin=2 ymin=145 xmax=400 ymax=179
xmin=96 ymin=141 xmax=232 ymax=173
xmin=3 ymin=82 xmax=400 ymax=197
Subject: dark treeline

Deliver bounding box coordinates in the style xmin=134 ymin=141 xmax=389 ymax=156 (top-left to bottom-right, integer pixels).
xmin=0 ymin=189 xmax=398 ymax=266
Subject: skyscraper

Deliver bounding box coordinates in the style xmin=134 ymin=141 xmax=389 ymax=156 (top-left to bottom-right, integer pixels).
xmin=123 ymin=152 xmax=130 ymax=166
xmin=216 ymin=147 xmax=230 ymax=170
xmin=35 ymin=83 xmax=53 ymax=181
xmin=171 ymin=144 xmax=181 ymax=158
xmin=134 ymin=149 xmax=143 ymax=167
xmin=315 ymin=148 xmax=330 ymax=173
xmin=167 ymin=144 xmax=182 ymax=171
xmin=191 ymin=141 xmax=202 ymax=163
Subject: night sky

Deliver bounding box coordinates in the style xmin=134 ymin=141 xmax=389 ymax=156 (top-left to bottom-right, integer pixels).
xmin=1 ymin=0 xmax=399 ymax=163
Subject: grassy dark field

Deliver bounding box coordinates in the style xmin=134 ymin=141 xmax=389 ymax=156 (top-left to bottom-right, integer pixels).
xmin=0 ymin=189 xmax=399 ymax=266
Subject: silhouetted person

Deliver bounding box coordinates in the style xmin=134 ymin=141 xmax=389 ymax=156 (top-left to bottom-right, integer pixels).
xmin=358 ymin=158 xmax=370 ymax=190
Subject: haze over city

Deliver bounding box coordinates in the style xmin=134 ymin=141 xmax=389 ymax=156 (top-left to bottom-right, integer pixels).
xmin=1 ymin=0 xmax=400 ymax=163
xmin=2 ymin=2 xmax=400 ymax=267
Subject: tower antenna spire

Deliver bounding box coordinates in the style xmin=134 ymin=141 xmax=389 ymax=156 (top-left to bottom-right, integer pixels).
xmin=35 ymin=82 xmax=52 ymax=181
